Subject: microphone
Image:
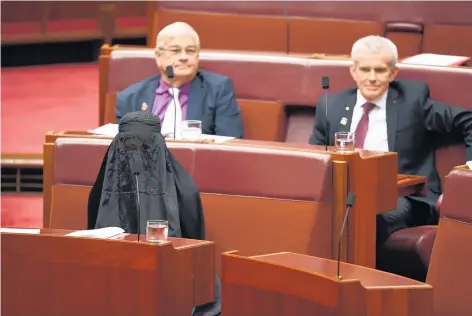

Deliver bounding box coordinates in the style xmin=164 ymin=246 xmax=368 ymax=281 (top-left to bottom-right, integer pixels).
xmin=336 ymin=192 xmax=356 ymax=280
xmin=133 ymin=171 xmax=141 ymax=242
xmin=166 ymin=65 xmax=178 ymax=139
xmin=321 ymin=76 xmax=330 ymax=151
xmin=282 ymin=0 xmax=290 ymax=55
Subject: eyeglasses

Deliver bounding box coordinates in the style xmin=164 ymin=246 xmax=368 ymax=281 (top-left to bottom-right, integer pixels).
xmin=159 ymin=47 xmax=199 ymax=57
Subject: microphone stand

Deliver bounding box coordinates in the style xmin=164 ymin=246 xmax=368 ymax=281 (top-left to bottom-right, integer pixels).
xmin=321 ymin=76 xmax=330 ymax=151
xmin=336 ymin=193 xmax=356 ymax=280
xmin=170 ymin=80 xmax=177 ymax=140
xmin=134 ymin=172 xmax=141 ymax=242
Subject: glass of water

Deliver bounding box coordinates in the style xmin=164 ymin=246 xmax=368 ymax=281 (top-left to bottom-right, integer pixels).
xmin=146 ymin=220 xmax=168 ymax=243
xmin=181 ymin=120 xmax=202 ymax=140
xmin=334 ymin=132 xmax=356 ymax=152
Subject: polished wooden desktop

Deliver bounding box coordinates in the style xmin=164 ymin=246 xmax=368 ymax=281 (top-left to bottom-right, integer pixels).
xmin=222 ymin=250 xmax=433 ymax=316
xmin=1 ymin=228 xmax=215 ymax=316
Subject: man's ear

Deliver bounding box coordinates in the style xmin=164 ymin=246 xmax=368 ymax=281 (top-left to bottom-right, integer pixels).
xmin=154 ymin=48 xmax=161 ymax=67
xmin=349 ymin=65 xmax=357 ymax=82
xmin=390 ymin=66 xmax=399 ymax=82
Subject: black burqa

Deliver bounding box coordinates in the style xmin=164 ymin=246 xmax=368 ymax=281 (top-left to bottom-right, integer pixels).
xmin=87 ymin=112 xmax=220 ymax=316
xmin=87 ymin=111 xmax=204 ymax=239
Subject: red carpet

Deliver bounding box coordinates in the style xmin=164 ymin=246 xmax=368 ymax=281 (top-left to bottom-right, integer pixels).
xmin=1 ymin=63 xmax=99 ymax=156
xmin=1 ymin=194 xmax=43 ymax=228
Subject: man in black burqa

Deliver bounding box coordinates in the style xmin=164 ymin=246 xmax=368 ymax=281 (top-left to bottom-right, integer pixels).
xmin=87 ymin=111 xmax=221 ymax=316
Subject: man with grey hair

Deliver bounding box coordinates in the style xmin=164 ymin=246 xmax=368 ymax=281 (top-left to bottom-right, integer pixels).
xmin=116 ymin=22 xmax=243 ymax=139
xmin=310 ymin=35 xmax=472 ymax=276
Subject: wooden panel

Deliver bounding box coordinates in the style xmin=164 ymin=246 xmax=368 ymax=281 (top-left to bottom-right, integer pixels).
xmin=290 ymin=18 xmax=384 ymax=54
xmin=1 ymin=1 xmax=147 ymax=44
xmin=150 ymin=10 xmax=287 ymax=52
xmin=222 ymin=251 xmax=432 ymax=315
xmin=238 ymin=99 xmax=286 ymax=142
xmin=47 ymin=2 xmax=101 ymax=20
xmin=386 ymin=32 xmax=422 ymax=58
xmin=47 ymin=182 xmax=333 ymax=277
xmin=1 ymin=1 xmax=43 ymax=23
xmin=202 ymin=193 xmax=333 ymax=275
xmin=332 ymin=161 xmax=348 ymax=262
xmin=423 ymin=25 xmax=472 ymax=56
xmin=50 ymin=184 xmax=91 ymax=229
xmin=1 ymin=232 xmax=214 ymax=316
xmin=104 ymin=92 xmax=117 ymax=124
xmin=115 ymin=1 xmax=148 ymax=17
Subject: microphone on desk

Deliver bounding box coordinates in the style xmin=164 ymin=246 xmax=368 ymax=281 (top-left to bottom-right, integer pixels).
xmin=321 ymin=76 xmax=330 ymax=151
xmin=336 ymin=192 xmax=356 ymax=280
xmin=133 ymin=171 xmax=141 ymax=242
xmin=166 ymin=65 xmax=178 ymax=140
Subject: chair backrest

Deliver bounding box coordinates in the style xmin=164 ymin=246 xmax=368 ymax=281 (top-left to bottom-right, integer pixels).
xmin=426 ymin=168 xmax=472 ymax=316
xmin=147 ymin=1 xmax=472 ymax=57
xmin=50 ymin=137 xmax=334 ymax=274
xmin=100 ymin=45 xmax=472 ymax=189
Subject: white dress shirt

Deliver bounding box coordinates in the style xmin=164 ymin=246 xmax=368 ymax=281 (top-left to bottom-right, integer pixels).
xmin=349 ymin=89 xmax=389 ymax=152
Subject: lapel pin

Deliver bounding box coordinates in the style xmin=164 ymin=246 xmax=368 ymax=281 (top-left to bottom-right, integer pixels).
xmin=340 ymin=117 xmax=348 ymax=126
xmin=392 ymin=100 xmax=397 ymax=104
xmin=141 ymin=102 xmax=149 ymax=111
xmin=345 ymin=106 xmax=350 ymax=111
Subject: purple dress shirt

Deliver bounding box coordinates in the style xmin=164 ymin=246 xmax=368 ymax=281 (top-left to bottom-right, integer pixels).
xmin=151 ymin=77 xmax=191 ymax=121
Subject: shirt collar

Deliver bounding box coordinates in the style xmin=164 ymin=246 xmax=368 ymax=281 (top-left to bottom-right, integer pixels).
xmin=357 ymin=88 xmax=388 ymax=109
xmin=156 ymin=76 xmax=191 ymax=95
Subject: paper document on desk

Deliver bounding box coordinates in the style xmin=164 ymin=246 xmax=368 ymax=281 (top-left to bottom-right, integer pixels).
xmin=88 ymin=123 xmax=119 ymax=137
xmin=199 ymin=134 xmax=235 ymax=143
xmin=467 ymin=161 xmax=472 ymax=170
xmin=89 ymin=123 xmax=234 ymax=143
xmin=0 ymin=228 xmax=41 ymax=234
xmin=66 ymin=227 xmax=125 ymax=239
xmin=401 ymin=53 xmax=471 ymax=66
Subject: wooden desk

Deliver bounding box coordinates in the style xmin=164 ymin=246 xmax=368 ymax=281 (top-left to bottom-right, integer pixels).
xmin=222 ymin=251 xmax=433 ymax=315
xmin=43 ymin=131 xmax=426 ymax=269
xmin=397 ymin=174 xmax=428 ymax=197
xmin=1 ymin=228 xmax=215 ymax=316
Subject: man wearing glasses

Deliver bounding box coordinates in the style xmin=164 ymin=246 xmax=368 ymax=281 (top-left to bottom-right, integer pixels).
xmin=116 ymin=22 xmax=243 ymax=138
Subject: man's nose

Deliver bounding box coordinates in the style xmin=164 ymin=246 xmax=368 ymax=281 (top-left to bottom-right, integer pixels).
xmin=368 ymin=70 xmax=377 ymax=81
xmin=179 ymin=50 xmax=188 ymax=60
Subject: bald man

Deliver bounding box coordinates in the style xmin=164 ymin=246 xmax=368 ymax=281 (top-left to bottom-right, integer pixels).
xmin=116 ymin=22 xmax=243 ymax=138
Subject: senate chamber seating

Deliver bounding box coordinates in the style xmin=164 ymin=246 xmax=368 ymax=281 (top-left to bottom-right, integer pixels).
xmin=47 ymin=137 xmax=334 ymax=274
xmin=1 ymin=1 xmax=148 ymax=45
xmin=98 ymin=45 xmax=472 ymax=280
xmin=147 ymin=1 xmax=472 ymax=57
xmin=100 ymin=45 xmax=471 ymax=177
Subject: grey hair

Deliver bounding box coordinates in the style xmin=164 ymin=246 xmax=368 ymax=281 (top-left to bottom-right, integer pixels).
xmin=351 ymin=35 xmax=398 ymax=68
xmin=156 ymin=22 xmax=200 ymax=50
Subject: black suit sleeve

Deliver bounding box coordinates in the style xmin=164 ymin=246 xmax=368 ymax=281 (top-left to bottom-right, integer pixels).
xmin=419 ymin=84 xmax=472 ymax=161
xmin=214 ymin=78 xmax=244 ymax=138
xmin=309 ymin=95 xmax=328 ymax=145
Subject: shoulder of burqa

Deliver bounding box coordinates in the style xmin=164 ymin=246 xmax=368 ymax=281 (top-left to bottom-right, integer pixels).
xmin=87 ymin=111 xmax=205 ymax=240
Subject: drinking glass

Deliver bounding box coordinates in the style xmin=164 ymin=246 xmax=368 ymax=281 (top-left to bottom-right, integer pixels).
xmin=181 ymin=120 xmax=202 ymax=140
xmin=146 ymin=220 xmax=168 ymax=243
xmin=334 ymin=132 xmax=356 ymax=152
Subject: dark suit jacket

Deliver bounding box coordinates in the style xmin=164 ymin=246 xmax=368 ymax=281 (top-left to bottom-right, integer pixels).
xmin=309 ymin=80 xmax=472 ymax=204
xmin=116 ymin=69 xmax=244 ymax=138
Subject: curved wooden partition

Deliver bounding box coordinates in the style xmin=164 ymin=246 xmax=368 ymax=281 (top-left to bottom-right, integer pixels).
xmin=221 ymin=251 xmax=432 ymax=316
